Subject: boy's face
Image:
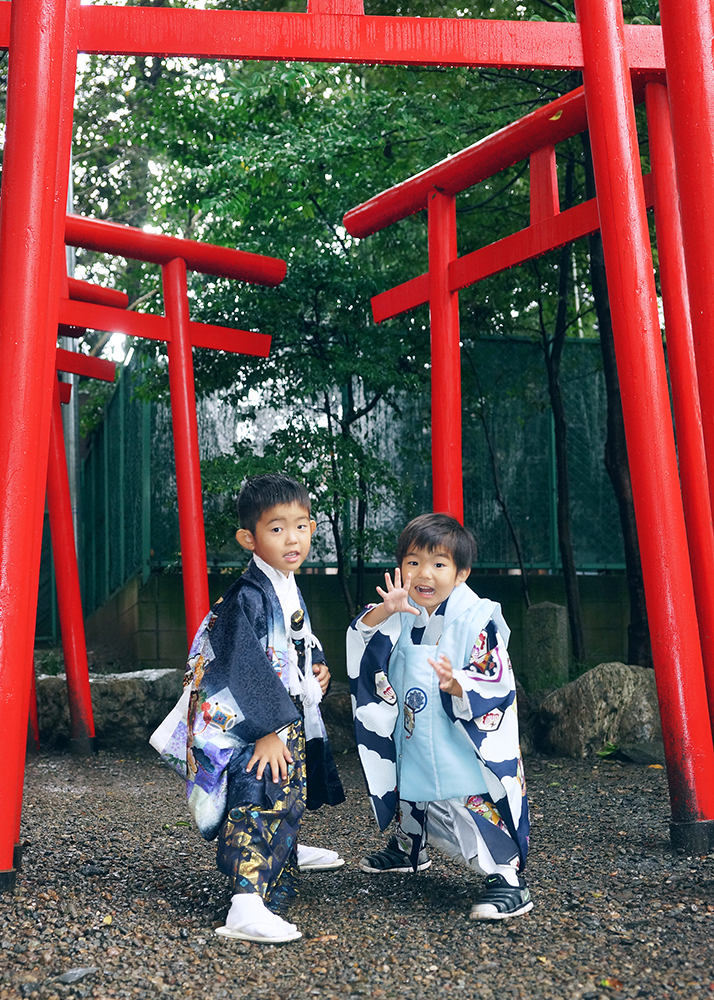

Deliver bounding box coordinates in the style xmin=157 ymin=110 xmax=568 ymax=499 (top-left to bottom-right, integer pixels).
xmin=236 ymin=503 xmax=316 ymax=576
xmin=400 ymin=546 xmax=469 ymax=616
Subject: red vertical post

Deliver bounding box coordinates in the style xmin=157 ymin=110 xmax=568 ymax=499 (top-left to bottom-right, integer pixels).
xmin=46 ymin=379 xmax=96 ymax=753
xmin=162 ymin=257 xmax=211 ymax=646
xmin=658 ymin=0 xmax=714 ymax=508
xmin=27 ymin=668 xmax=40 ymax=754
xmin=529 ymin=146 xmax=560 ymax=223
xmin=646 ymin=81 xmax=714 ymax=731
xmin=428 ymin=190 xmax=463 ymax=522
xmin=0 ymin=0 xmax=80 ymax=892
xmin=574 ymin=0 xmax=714 ymax=851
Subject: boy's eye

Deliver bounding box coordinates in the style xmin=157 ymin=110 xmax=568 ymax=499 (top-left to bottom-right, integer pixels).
xmin=271 ymin=527 xmax=282 ymax=533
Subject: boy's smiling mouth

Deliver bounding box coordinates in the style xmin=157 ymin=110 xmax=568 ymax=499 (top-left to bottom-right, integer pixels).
xmin=415 ymin=585 xmax=435 ymax=596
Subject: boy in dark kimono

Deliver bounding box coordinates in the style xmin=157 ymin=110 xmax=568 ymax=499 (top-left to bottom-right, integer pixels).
xmin=151 ymin=474 xmax=344 ymax=942
xmin=347 ymin=513 xmax=532 ymax=920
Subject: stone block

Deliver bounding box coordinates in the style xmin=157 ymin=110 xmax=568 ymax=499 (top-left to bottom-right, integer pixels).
xmin=521 ymin=601 xmax=569 ymax=691
xmin=36 ymin=669 xmax=184 ymax=749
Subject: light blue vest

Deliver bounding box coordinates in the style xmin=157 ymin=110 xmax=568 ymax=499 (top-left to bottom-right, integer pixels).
xmin=388 ymin=585 xmax=501 ymax=802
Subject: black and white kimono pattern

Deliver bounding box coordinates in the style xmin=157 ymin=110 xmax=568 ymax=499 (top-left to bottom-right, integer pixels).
xmin=347 ymin=582 xmax=529 ymax=872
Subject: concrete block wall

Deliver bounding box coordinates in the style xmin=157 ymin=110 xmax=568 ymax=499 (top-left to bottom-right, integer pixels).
xmin=84 ymin=568 xmax=631 ymax=682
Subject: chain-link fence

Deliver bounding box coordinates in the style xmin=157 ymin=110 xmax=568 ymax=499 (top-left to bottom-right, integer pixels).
xmin=36 ymin=336 xmax=625 ymax=639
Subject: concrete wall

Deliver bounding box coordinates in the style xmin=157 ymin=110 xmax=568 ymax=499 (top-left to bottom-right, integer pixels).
xmin=85 ymin=568 xmax=630 ymax=684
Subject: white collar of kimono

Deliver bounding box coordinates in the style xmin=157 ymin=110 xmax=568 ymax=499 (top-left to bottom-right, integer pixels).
xmin=252 ymin=553 xmax=301 ymax=627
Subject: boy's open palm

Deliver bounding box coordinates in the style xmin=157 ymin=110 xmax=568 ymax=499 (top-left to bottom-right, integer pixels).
xmin=376 ymin=568 xmax=421 ymax=617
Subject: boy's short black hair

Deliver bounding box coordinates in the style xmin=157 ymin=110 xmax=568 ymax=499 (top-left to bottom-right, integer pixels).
xmin=237 ymin=474 xmax=312 ymax=534
xmin=396 ymin=512 xmax=476 ymax=574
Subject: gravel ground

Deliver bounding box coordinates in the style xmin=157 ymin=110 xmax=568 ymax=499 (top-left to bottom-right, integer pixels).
xmin=2 ymin=747 xmax=713 ymax=1000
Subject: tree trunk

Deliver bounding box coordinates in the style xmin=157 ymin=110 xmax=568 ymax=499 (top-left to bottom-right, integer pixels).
xmin=355 ymin=473 xmax=367 ymax=611
xmin=533 ymin=154 xmax=587 ymax=667
xmin=581 ymin=132 xmax=652 ymax=667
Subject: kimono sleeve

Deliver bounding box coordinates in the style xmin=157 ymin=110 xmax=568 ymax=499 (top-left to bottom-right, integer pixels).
xmin=346 ymin=610 xmax=403 ymax=829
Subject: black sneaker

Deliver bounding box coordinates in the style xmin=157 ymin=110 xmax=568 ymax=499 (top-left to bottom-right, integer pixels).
xmin=469 ymin=873 xmax=533 ymax=920
xmin=359 ymin=835 xmax=431 ymax=873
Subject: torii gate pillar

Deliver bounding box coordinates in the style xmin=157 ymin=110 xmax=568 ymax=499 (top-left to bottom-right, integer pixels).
xmin=0 ymin=0 xmax=79 ymax=888
xmin=658 ymin=1 xmax=714 ymax=506
xmin=428 ymin=190 xmax=463 ymax=521
xmin=574 ymin=0 xmax=714 ymax=849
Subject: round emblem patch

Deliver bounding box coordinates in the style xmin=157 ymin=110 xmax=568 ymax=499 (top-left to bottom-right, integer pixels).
xmin=404 ymin=687 xmax=427 ymax=713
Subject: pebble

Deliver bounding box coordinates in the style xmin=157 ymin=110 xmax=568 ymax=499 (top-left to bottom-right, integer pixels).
xmin=1 ymin=749 xmax=712 ymax=999
xmin=56 ymin=968 xmax=98 ymax=984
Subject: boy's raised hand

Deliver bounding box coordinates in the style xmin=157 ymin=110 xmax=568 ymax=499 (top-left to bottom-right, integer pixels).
xmin=361 ymin=567 xmax=421 ymax=627
xmin=376 ymin=568 xmax=421 ymax=616
xmin=247 ymin=731 xmax=294 ymax=783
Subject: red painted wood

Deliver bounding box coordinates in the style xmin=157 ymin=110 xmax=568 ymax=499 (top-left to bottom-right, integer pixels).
xmin=0 ymin=4 xmax=665 ymax=72
xmin=58 ymin=381 xmax=72 ymax=405
xmin=347 ymin=87 xmax=590 ymax=239
xmin=27 ymin=667 xmax=40 ymax=753
xmin=188 ymin=321 xmax=270 ymax=356
xmin=658 ymin=1 xmax=714 ymax=513
xmin=450 ymin=196 xmax=601 ymax=294
xmin=55 ymin=346 xmax=116 ymax=382
xmin=372 ymin=174 xmax=656 ymax=325
xmin=163 ymin=258 xmax=211 ymax=644
xmin=646 ymin=81 xmax=714 ymax=733
xmin=372 ymin=273 xmax=430 ymax=325
xmin=77 ymin=11 xmax=586 ymax=65
xmin=46 ymin=379 xmax=96 ymax=744
xmin=67 ymin=276 xmax=129 ymax=309
xmin=0 ymin=0 xmax=80 ymax=874
xmin=428 ymin=191 xmax=463 ymax=522
xmin=576 ymin=0 xmax=714 ymax=824
xmin=58 ymin=298 xmax=271 ymax=357
xmin=307 ymin=0 xmax=364 ymax=13
xmin=529 ymin=146 xmax=559 ymax=224
xmin=65 ymin=214 xmax=286 ymax=285
xmin=70 ymin=10 xmax=663 ymax=73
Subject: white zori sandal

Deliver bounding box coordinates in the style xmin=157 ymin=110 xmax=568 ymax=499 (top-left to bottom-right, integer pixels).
xmin=297 ymin=844 xmax=345 ymax=871
xmin=215 ymin=894 xmax=302 ymax=943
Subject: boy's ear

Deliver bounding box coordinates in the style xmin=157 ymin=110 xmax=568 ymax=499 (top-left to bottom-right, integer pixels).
xmin=455 ymin=567 xmax=470 ymax=586
xmin=309 ymin=519 xmax=317 ymax=536
xmin=236 ymin=528 xmax=255 ymax=552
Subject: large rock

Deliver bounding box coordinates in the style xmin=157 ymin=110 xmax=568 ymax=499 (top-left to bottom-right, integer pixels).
xmin=36 ymin=669 xmax=184 ymax=749
xmin=538 ymin=661 xmax=662 ymax=758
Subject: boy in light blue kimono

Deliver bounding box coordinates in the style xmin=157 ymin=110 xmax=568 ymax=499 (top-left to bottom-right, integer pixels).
xmin=347 ymin=513 xmax=532 ymax=920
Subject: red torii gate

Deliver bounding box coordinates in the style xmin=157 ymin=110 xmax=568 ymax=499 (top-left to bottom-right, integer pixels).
xmin=344 ymin=69 xmax=714 ymax=853
xmin=61 ymin=213 xmax=284 ymax=646
xmin=38 ymin=223 xmax=283 ymax=763
xmin=2 ymin=0 xmax=714 ymax=890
